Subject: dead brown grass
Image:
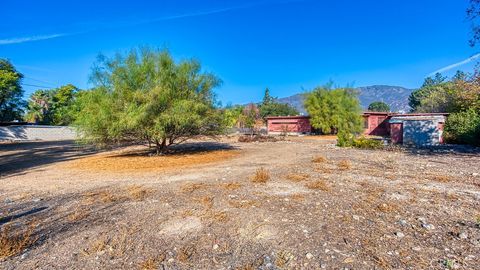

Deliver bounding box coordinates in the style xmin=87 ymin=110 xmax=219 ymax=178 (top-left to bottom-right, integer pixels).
xmin=139 ymin=255 xmax=166 ymax=270
xmin=338 ymin=159 xmax=351 ymax=170
xmin=275 ymin=250 xmax=294 ymax=268
xmin=376 ymin=202 xmax=398 ymax=213
xmin=84 ymin=227 xmax=134 ymax=257
xmin=285 ymin=173 xmax=310 ymax=182
xmin=431 ymin=175 xmax=451 ymax=183
xmin=228 ymin=199 xmax=259 ymax=208
xmin=222 ymin=182 xmax=242 ymax=191
xmin=66 ymin=149 xmax=240 ymax=173
xmin=312 ymin=156 xmax=327 ymax=163
xmin=181 ymin=182 xmax=208 ymax=193
xmin=126 ymin=185 xmax=150 ymax=201
xmin=177 ymin=245 xmax=195 ymax=263
xmin=305 ymin=180 xmax=329 ymax=191
xmin=82 ymin=191 xmax=119 ymax=204
xmin=251 ymin=168 xmax=270 ymax=184
xmin=68 ymin=208 xmax=90 ymax=222
xmin=0 ymin=222 xmax=37 ymax=260
xmin=196 ymin=196 xmax=214 ymax=210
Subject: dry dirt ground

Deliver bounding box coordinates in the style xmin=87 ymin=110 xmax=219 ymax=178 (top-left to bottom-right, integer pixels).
xmin=0 ymin=137 xmax=479 ymax=270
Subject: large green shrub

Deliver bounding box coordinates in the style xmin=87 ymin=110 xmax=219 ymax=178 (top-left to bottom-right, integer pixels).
xmin=444 ymin=109 xmax=480 ymax=146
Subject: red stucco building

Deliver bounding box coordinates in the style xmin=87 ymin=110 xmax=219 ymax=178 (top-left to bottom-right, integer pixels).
xmin=363 ymin=112 xmax=448 ymax=145
xmin=266 ymin=116 xmax=312 ymax=135
xmin=267 ymin=112 xmax=449 ymax=146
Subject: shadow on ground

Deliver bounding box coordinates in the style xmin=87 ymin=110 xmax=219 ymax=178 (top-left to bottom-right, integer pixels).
xmin=0 ymin=140 xmax=98 ymax=178
xmin=402 ymin=144 xmax=480 ymax=157
xmin=114 ymin=141 xmax=237 ymax=157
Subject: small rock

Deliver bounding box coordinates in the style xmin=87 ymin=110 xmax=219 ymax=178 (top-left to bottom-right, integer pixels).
xmin=458 ymin=232 xmax=468 ymax=239
xmin=418 ymin=217 xmax=427 ymax=224
xmin=167 ymin=258 xmax=175 ymax=263
xmin=412 ymin=247 xmax=422 ymax=252
xmin=399 ymin=220 xmax=407 ymax=226
xmin=422 ymin=223 xmax=435 ymax=230
xmin=395 ymin=232 xmax=405 ymax=238
xmin=472 ymin=173 xmax=479 ymax=177
xmin=306 ymin=253 xmax=314 ymax=260
xmin=352 ymin=215 xmax=360 ymax=221
xmin=213 ymin=244 xmax=219 ymax=250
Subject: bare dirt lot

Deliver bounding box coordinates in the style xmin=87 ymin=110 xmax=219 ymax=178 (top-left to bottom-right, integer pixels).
xmin=1 ymin=137 xmax=479 ymax=269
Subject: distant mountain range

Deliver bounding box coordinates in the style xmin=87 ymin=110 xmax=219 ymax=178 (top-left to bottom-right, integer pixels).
xmin=277 ymin=85 xmax=414 ymax=114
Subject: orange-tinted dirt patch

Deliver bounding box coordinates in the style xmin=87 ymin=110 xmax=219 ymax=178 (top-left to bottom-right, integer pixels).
xmin=64 ymin=149 xmax=240 ymax=173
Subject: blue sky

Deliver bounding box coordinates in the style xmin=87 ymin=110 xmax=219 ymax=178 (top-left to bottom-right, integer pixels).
xmin=0 ymin=0 xmax=476 ymax=105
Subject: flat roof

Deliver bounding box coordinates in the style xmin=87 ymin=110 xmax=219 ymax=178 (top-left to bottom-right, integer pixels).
xmin=363 ymin=112 xmax=449 ymax=116
xmin=265 ymin=115 xmax=310 ymax=119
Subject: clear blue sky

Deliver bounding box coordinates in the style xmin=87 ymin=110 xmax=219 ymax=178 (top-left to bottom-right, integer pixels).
xmin=0 ymin=0 xmax=476 ymax=105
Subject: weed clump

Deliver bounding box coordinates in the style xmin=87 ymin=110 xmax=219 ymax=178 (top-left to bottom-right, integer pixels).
xmin=338 ymin=160 xmax=351 ymax=170
xmin=306 ymin=180 xmax=329 ymax=191
xmin=286 ymin=173 xmax=310 ymax=182
xmin=0 ymin=222 xmax=37 ymax=260
xmin=312 ymin=156 xmax=327 ymax=163
xmin=251 ymin=168 xmax=270 ymax=183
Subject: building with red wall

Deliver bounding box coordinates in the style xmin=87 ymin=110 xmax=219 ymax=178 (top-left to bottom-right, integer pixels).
xmin=266 ymin=116 xmax=312 ymax=135
xmin=363 ymin=112 xmax=448 ymax=145
xmin=267 ymin=112 xmax=449 ymax=146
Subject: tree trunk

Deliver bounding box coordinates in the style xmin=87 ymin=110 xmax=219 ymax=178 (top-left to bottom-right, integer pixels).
xmin=155 ymin=138 xmax=168 ymax=155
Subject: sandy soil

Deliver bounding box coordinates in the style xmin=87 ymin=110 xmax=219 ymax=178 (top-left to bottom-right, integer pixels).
xmin=0 ymin=137 xmax=479 ymax=269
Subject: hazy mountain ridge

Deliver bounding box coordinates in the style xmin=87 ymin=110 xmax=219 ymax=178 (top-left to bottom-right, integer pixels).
xmin=276 ymin=85 xmax=414 ymax=114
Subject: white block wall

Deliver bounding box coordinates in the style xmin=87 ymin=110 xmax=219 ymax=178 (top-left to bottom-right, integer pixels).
xmin=0 ymin=125 xmax=77 ymax=141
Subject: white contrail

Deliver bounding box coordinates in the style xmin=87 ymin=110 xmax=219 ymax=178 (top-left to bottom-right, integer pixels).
xmin=0 ymin=0 xmax=304 ymax=46
xmin=0 ymin=33 xmax=68 ymax=45
xmin=428 ymin=53 xmax=480 ymax=76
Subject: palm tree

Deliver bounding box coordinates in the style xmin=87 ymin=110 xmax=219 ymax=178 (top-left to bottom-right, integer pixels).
xmin=25 ymin=90 xmax=53 ymax=124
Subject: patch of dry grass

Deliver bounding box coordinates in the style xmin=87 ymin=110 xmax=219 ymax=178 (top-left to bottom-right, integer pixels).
xmin=312 ymin=156 xmax=327 ymax=163
xmin=203 ymin=211 xmax=229 ymax=223
xmin=337 ymin=159 xmax=351 ymax=170
xmin=83 ymin=227 xmax=134 ymax=257
xmin=181 ymin=182 xmax=208 ymax=193
xmin=139 ymin=255 xmax=166 ymax=270
xmin=66 ymin=149 xmax=240 ymax=173
xmin=196 ymin=196 xmax=214 ymax=210
xmin=431 ymin=175 xmax=451 ymax=183
xmin=251 ymin=168 xmax=270 ymax=184
xmin=82 ymin=191 xmax=119 ymax=204
xmin=275 ymin=250 xmax=294 ymax=268
xmin=228 ymin=199 xmax=259 ymax=208
xmin=126 ymin=185 xmax=150 ymax=201
xmin=285 ymin=173 xmax=310 ymax=182
xmin=376 ymin=202 xmax=398 ymax=213
xmin=305 ymin=180 xmax=330 ymax=191
xmin=0 ymin=222 xmax=37 ymax=260
xmin=68 ymin=208 xmax=90 ymax=222
xmin=222 ymin=182 xmax=242 ymax=191
xmin=177 ymin=245 xmax=195 ymax=263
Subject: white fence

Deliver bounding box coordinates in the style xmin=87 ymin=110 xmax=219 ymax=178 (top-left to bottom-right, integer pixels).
xmin=0 ymin=125 xmax=77 ymax=141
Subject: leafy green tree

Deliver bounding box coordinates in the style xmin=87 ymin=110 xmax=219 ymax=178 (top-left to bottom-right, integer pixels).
xmin=25 ymin=89 xmax=54 ymax=124
xmin=222 ymin=105 xmax=243 ymax=128
xmin=51 ymin=84 xmax=79 ymax=125
xmin=444 ymin=109 xmax=480 ymax=146
xmin=409 ymin=73 xmax=449 ymax=111
xmin=239 ymin=103 xmax=260 ymax=136
xmin=0 ymin=59 xmax=25 ymax=121
xmin=73 ymin=48 xmax=224 ymax=154
xmin=258 ymin=87 xmax=298 ymax=119
xmin=305 ymin=86 xmax=363 ymax=146
xmin=25 ymin=84 xmax=79 ymax=125
xmin=367 ymin=101 xmax=390 ymax=112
